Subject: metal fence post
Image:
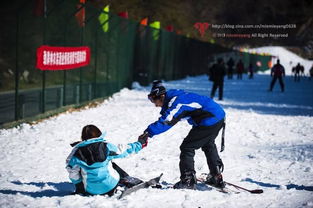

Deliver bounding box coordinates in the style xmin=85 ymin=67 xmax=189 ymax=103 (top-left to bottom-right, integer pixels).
xmin=79 ymin=15 xmax=84 ymax=103
xmin=41 ymin=0 xmax=47 ymax=113
xmin=63 ymin=8 xmax=68 ymax=107
xmin=94 ymin=27 xmax=98 ymax=99
xmin=14 ymin=10 xmax=20 ymax=121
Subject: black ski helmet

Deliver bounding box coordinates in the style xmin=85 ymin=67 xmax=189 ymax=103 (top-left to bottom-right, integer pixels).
xmin=148 ymin=80 xmax=166 ymax=99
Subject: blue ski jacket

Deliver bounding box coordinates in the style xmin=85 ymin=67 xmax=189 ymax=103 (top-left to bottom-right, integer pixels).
xmin=146 ymin=89 xmax=225 ymax=137
xmin=66 ymin=133 xmax=142 ymax=195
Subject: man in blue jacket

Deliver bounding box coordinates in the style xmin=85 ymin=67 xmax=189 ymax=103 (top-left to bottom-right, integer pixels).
xmin=138 ymin=80 xmax=226 ymax=189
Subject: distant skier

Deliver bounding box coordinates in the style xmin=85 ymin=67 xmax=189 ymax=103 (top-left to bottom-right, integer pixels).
xmin=294 ymin=63 xmax=302 ymax=82
xmin=236 ymin=59 xmax=244 ymax=80
xmin=209 ymin=58 xmax=226 ymax=100
xmin=300 ymin=64 xmax=305 ymax=77
xmin=226 ymin=57 xmax=234 ymax=79
xmin=66 ymin=124 xmax=148 ymax=196
xmin=138 ymin=80 xmax=226 ymax=189
xmin=310 ymin=64 xmax=313 ymax=80
xmin=269 ymin=59 xmax=285 ymax=92
xmin=292 ymin=66 xmax=296 ymax=76
xmin=248 ymin=63 xmax=254 ymax=79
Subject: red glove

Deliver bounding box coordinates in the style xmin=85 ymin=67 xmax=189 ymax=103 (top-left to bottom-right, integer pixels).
xmin=138 ymin=132 xmax=149 ymax=148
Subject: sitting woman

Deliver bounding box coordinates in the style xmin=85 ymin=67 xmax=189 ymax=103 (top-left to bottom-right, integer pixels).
xmin=66 ymin=124 xmax=148 ymax=196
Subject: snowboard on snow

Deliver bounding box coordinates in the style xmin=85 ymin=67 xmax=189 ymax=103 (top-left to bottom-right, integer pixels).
xmin=119 ymin=173 xmax=163 ymax=199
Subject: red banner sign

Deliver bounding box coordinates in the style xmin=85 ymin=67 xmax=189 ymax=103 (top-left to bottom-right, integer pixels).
xmin=36 ymin=45 xmax=90 ymax=70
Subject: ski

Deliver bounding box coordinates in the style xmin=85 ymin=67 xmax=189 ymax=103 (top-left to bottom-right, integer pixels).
xmin=157 ymin=181 xmax=237 ymax=194
xmin=154 ymin=178 xmax=235 ymax=193
xmin=205 ymin=184 xmax=238 ymax=194
xmin=119 ymin=173 xmax=163 ymax=199
xmin=197 ymin=173 xmax=263 ymax=194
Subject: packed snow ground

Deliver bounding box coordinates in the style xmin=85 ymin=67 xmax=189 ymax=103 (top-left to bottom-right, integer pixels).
xmin=0 ymin=73 xmax=312 ymax=208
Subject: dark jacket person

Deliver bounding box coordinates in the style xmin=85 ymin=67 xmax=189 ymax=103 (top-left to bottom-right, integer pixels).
xmin=210 ymin=58 xmax=226 ymax=100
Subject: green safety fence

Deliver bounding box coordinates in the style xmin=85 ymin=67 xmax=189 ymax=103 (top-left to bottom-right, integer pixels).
xmin=0 ymin=0 xmax=239 ymax=126
xmin=240 ymin=52 xmax=272 ymax=72
xmin=213 ymin=51 xmax=272 ymax=72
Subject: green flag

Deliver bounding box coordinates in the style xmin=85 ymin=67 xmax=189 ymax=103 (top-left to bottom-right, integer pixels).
xmin=98 ymin=5 xmax=109 ymax=32
xmin=149 ymin=21 xmax=160 ymax=40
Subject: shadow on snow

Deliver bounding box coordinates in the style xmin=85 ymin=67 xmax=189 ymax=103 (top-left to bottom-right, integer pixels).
xmin=0 ymin=181 xmax=74 ymax=198
xmin=243 ymin=178 xmax=313 ymax=191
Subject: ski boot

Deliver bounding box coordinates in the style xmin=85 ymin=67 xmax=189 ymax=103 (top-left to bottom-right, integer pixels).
xmin=173 ymin=171 xmax=197 ymax=190
xmin=205 ymin=173 xmax=225 ymax=188
xmin=119 ymin=176 xmax=143 ymax=188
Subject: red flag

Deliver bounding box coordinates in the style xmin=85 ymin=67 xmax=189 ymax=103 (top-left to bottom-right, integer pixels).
xmin=75 ymin=0 xmax=86 ymax=27
xmin=140 ymin=17 xmax=148 ymax=26
xmin=165 ymin=25 xmax=174 ymax=32
xmin=118 ymin=11 xmax=128 ymax=19
xmin=33 ymin=0 xmax=44 ymax=16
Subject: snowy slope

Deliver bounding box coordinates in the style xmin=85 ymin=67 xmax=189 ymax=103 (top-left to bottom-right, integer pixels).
xmin=0 ymin=74 xmax=313 ymax=208
xmin=249 ymin=46 xmax=313 ymax=75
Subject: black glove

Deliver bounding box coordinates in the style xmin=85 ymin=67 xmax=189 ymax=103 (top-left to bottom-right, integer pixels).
xmin=137 ymin=132 xmax=149 ymax=148
xmin=70 ymin=141 xmax=80 ymax=147
xmin=74 ymin=181 xmax=85 ymax=194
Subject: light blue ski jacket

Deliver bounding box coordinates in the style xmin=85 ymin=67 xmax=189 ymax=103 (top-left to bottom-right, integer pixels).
xmin=66 ymin=133 xmax=142 ymax=195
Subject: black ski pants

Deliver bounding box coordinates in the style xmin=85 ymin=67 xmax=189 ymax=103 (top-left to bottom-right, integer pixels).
xmin=270 ymin=76 xmax=284 ymax=92
xmin=179 ymin=119 xmax=224 ymax=178
xmin=210 ymin=81 xmax=224 ymax=100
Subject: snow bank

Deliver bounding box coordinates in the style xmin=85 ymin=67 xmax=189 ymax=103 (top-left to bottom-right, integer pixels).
xmin=249 ymin=46 xmax=313 ymax=75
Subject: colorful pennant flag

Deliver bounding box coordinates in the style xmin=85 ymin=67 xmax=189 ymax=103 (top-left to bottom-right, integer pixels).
xmin=33 ymin=0 xmax=44 ymax=16
xmin=118 ymin=11 xmax=128 ymax=19
xmin=165 ymin=25 xmax=174 ymax=32
xmin=75 ymin=0 xmax=86 ymax=27
xmin=209 ymin=38 xmax=215 ymax=44
xmin=150 ymin=21 xmax=160 ymax=40
xmin=140 ymin=17 xmax=148 ymax=26
xmin=150 ymin=21 xmax=160 ymax=29
xmin=98 ymin=5 xmax=109 ymax=32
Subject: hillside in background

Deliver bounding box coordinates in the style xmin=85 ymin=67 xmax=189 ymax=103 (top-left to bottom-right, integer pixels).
xmin=91 ymin=0 xmax=313 ymax=58
xmin=1 ymin=0 xmax=313 ymax=58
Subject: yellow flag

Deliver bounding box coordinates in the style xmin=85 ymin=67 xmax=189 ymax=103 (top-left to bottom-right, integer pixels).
xmin=150 ymin=21 xmax=160 ymax=40
xmin=98 ymin=5 xmax=109 ymax=32
xmin=150 ymin=21 xmax=160 ymax=29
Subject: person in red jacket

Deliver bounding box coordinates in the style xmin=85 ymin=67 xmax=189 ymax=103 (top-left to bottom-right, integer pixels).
xmin=269 ymin=59 xmax=285 ymax=92
xmin=236 ymin=59 xmax=244 ymax=80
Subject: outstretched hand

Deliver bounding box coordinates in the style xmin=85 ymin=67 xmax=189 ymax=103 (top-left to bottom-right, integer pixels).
xmin=138 ymin=132 xmax=149 ymax=148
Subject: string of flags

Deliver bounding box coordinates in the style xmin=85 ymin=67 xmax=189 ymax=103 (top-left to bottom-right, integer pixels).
xmin=72 ymin=1 xmax=216 ymax=42
xmin=97 ymin=4 xmax=179 ymax=38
